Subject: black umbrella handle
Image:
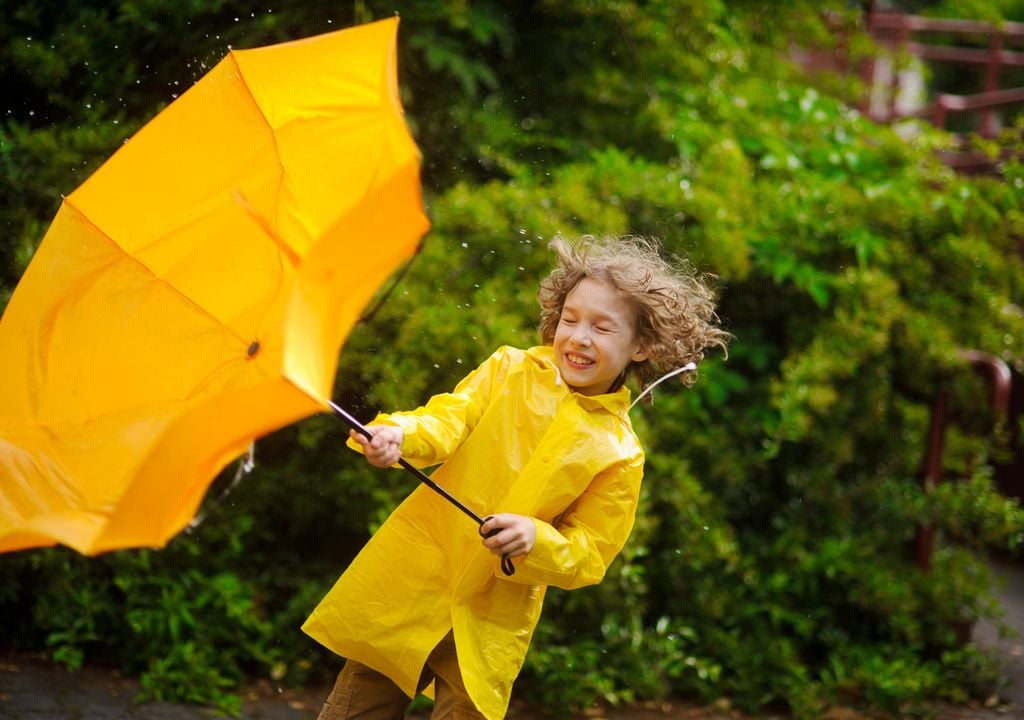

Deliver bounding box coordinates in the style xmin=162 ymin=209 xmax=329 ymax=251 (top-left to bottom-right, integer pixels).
xmin=327 ymin=400 xmax=514 ymax=576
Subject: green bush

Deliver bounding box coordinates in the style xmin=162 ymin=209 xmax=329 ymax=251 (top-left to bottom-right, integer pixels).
xmin=2 ymin=1 xmax=1024 ymax=717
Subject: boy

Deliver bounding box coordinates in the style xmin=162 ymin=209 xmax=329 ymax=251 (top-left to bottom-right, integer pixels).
xmin=304 ymin=235 xmax=728 ymax=719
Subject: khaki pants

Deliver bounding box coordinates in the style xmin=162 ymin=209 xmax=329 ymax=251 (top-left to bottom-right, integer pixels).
xmin=317 ymin=631 xmax=485 ymax=719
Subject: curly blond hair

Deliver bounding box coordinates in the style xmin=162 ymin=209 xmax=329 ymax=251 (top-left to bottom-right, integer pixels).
xmin=538 ymin=234 xmax=729 ymax=388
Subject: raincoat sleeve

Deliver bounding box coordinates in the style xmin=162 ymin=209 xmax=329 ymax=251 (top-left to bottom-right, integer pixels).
xmin=504 ymin=451 xmax=644 ymax=590
xmin=346 ymin=347 xmax=512 ymax=468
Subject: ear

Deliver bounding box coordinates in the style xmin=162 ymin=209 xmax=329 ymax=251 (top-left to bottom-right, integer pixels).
xmin=630 ymin=345 xmax=648 ymax=363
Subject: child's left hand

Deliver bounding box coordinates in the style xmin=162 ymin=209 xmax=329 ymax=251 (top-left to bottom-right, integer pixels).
xmin=480 ymin=514 xmax=536 ymax=559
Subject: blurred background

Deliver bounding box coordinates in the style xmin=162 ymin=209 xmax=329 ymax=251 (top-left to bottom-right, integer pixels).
xmin=1 ymin=1 xmax=1023 ymax=717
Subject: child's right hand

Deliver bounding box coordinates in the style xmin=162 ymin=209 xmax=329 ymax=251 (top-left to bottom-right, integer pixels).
xmin=349 ymin=426 xmax=404 ymax=468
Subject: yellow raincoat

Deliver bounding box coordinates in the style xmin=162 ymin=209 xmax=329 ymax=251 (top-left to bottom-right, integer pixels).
xmin=302 ymin=345 xmax=644 ymax=719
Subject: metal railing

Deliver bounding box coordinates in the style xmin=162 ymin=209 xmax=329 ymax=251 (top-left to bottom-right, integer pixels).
xmin=863 ymin=9 xmax=1024 ymax=138
xmin=916 ymin=350 xmax=1013 ymax=571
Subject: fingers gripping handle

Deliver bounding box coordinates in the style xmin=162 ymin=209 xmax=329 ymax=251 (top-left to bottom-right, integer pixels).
xmin=481 ymin=516 xmax=516 ymax=577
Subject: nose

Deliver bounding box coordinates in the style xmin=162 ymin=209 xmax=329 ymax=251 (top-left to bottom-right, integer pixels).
xmin=570 ymin=323 xmax=591 ymax=347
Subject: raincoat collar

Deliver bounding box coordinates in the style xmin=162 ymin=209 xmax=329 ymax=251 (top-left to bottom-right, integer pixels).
xmin=524 ymin=346 xmax=632 ymax=417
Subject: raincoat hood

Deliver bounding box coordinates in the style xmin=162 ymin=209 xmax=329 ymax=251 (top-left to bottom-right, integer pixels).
xmin=303 ymin=345 xmax=645 ymax=719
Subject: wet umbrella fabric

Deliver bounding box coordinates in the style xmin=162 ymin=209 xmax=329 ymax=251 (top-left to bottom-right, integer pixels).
xmin=0 ymin=18 xmax=429 ymax=555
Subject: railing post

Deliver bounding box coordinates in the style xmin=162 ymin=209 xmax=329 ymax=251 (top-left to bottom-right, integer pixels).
xmin=982 ymin=33 xmax=1004 ymax=137
xmin=932 ymin=95 xmax=948 ymax=129
xmin=960 ymin=349 xmax=1013 ymax=415
xmin=916 ymin=351 xmax=1012 ymax=571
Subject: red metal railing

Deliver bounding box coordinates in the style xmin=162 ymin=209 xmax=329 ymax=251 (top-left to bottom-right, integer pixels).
xmin=916 ymin=350 xmax=1013 ymax=571
xmin=864 ymin=9 xmax=1024 ymax=138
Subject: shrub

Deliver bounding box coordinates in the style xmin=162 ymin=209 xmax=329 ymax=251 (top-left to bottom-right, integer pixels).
xmin=2 ymin=1 xmax=1023 ymax=716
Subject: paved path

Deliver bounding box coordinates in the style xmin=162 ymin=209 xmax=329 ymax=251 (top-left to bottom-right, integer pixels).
xmin=972 ymin=555 xmax=1024 ymax=708
xmin=0 ymin=660 xmax=737 ymax=720
xmin=0 ymin=656 xmax=322 ymax=719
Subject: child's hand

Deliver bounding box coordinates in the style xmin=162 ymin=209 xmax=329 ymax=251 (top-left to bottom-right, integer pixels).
xmin=480 ymin=514 xmax=536 ymax=559
xmin=349 ymin=426 xmax=404 ymax=468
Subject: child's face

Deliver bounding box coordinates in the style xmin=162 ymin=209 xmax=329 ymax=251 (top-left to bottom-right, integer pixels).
xmin=553 ymin=277 xmax=647 ymax=396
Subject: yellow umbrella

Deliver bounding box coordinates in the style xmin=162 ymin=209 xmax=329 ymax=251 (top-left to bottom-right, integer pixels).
xmin=0 ymin=17 xmax=429 ymax=555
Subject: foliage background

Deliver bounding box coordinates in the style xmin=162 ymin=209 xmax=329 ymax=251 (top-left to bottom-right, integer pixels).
xmin=2 ymin=0 xmax=1024 ymax=716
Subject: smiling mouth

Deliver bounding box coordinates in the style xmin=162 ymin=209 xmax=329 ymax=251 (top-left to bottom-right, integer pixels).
xmin=565 ymin=353 xmax=594 ymax=368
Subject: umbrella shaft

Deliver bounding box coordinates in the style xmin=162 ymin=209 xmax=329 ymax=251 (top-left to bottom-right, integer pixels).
xmin=327 ymin=400 xmax=487 ymax=526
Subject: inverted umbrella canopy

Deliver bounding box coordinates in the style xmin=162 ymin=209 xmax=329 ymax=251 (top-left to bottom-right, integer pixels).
xmin=0 ymin=17 xmax=429 ymax=555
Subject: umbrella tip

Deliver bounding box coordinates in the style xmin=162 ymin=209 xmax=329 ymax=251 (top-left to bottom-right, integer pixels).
xmin=247 ymin=341 xmax=261 ymax=358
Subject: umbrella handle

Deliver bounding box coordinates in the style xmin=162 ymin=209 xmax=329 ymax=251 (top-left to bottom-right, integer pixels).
xmin=480 ymin=517 xmax=516 ymax=577
xmin=327 ymin=400 xmax=515 ymax=576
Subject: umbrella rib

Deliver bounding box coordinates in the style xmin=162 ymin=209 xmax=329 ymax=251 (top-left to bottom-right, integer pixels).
xmin=229 ymin=51 xmax=286 ymax=205
xmin=232 ymin=190 xmax=300 ymax=267
xmin=61 ymin=196 xmax=250 ymax=349
xmin=228 ymin=52 xmax=319 ymax=257
xmin=229 ymin=50 xmax=393 ymax=251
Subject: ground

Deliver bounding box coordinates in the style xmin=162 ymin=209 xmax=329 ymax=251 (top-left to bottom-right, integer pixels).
xmin=0 ymin=653 xmax=1019 ymax=720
